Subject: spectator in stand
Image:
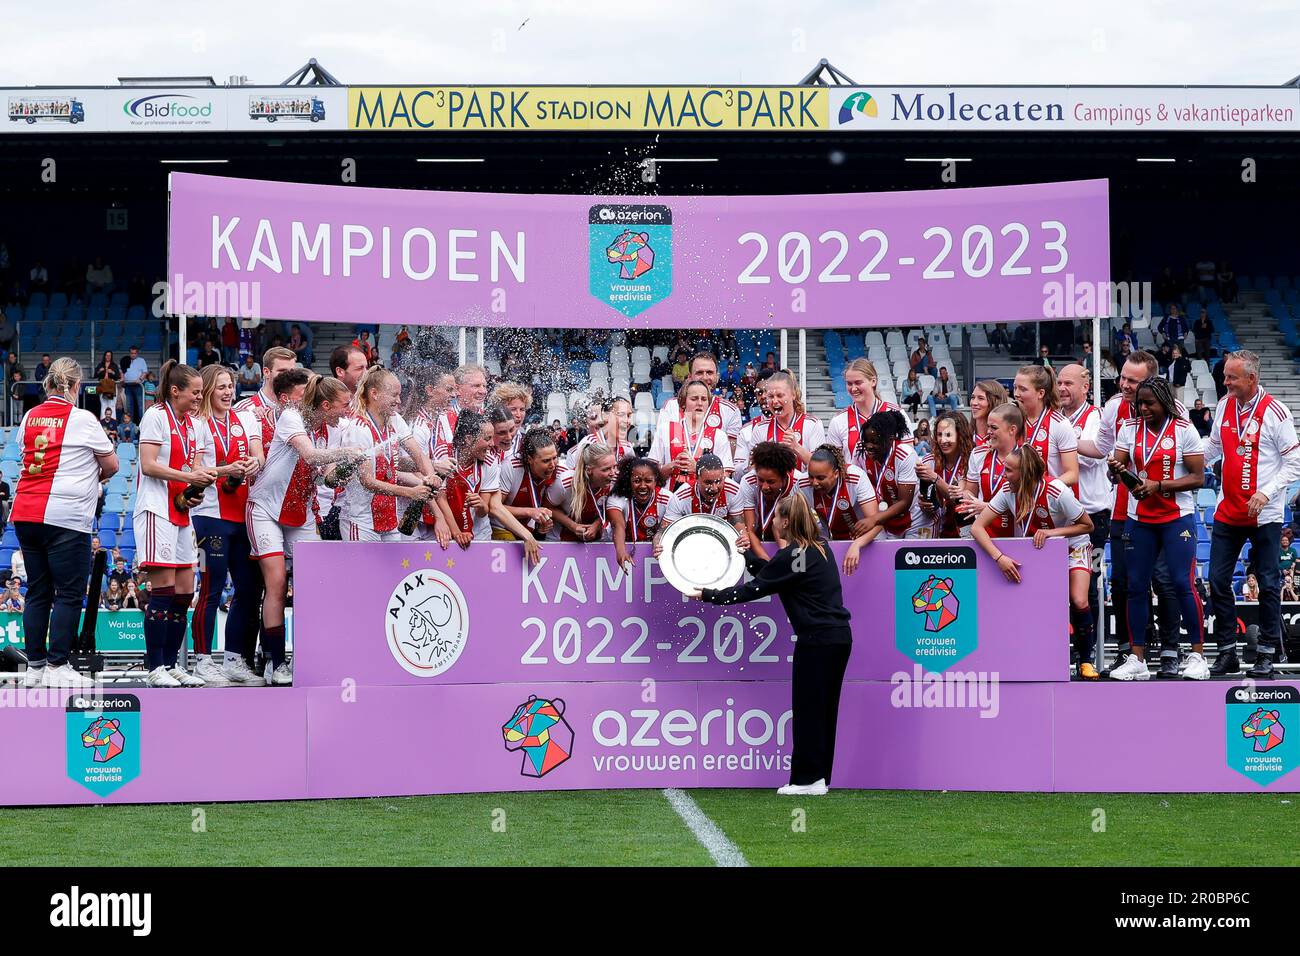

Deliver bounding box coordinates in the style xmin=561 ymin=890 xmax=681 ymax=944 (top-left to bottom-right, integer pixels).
xmin=988 ymin=322 xmax=1011 ymax=354
xmin=10 ymin=370 xmax=39 ymax=415
xmin=94 ymin=350 xmax=121 ymax=419
xmin=901 ymin=369 xmax=922 ymax=417
xmin=107 ymin=553 xmax=132 ymax=591
xmin=1212 ymin=352 xmax=1227 ymax=400
xmin=142 ymin=371 xmax=158 ymax=407
xmin=34 ymin=354 xmax=51 ymax=384
xmin=909 ymin=340 xmax=936 ymax=376
xmin=1111 ymin=322 xmax=1137 ymax=358
xmin=913 ymin=419 xmax=931 ymax=458
xmin=1241 ymin=574 xmax=1260 ymax=602
xmin=1189 ymin=398 xmax=1212 ymax=437
xmin=1034 ymin=345 xmax=1053 ymax=370
xmin=288 ymin=325 xmax=313 ymax=367
xmin=102 ymin=580 xmax=124 ymax=612
xmin=1158 ymin=304 xmax=1189 ymax=348
xmin=1280 ymin=528 xmax=1298 ymax=577
xmin=1 ymin=578 xmax=23 ymax=613
xmin=116 ymin=412 xmax=139 ymax=444
xmin=1010 ymin=323 xmax=1037 ymax=358
xmin=122 ymin=580 xmax=141 ymax=610
xmin=1217 ymin=262 xmax=1237 ymax=304
xmin=10 ymin=548 xmax=25 ymax=583
xmin=221 ymin=317 xmax=239 ymax=363
xmin=1283 ymin=570 xmax=1300 ymax=603
xmin=351 ymin=330 xmax=376 ymax=365
xmin=198 ymin=338 xmax=222 ymax=369
xmin=236 ymin=354 xmax=261 ymax=397
xmin=1155 ymin=341 xmax=1174 ymax=377
xmin=28 ymin=261 xmax=48 ymax=294
xmin=927 ymin=366 xmax=959 ymax=417
xmin=121 ymin=345 xmax=148 ymax=421
xmin=1081 ymin=341 xmax=1094 ymax=376
xmin=85 ymin=257 xmax=113 ymax=297
xmin=671 ymin=351 xmax=690 ymax=386
xmin=1170 ymin=344 xmax=1192 ymax=388
xmin=759 ymin=352 xmax=779 ymax=380
xmin=1193 ymin=308 xmax=1213 ymax=360
xmin=0 ymin=478 xmax=10 ymax=527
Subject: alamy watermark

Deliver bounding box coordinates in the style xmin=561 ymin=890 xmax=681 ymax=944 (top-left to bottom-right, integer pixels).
xmin=1041 ymin=274 xmax=1151 ymax=321
xmin=890 ymin=665 xmax=1000 ymax=718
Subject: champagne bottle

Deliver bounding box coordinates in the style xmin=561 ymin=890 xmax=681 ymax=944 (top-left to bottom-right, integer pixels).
xmin=324 ymin=455 xmax=361 ymax=489
xmin=222 ymin=471 xmax=245 ymax=494
xmin=398 ymin=496 xmax=426 ymax=536
xmin=918 ymin=478 xmax=936 ymax=504
xmin=173 ymin=482 xmax=206 ymax=513
xmin=1116 ymin=466 xmax=1142 ymax=491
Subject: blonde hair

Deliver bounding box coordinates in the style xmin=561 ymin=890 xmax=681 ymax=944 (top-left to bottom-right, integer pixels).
xmin=303 ymin=374 xmax=350 ymax=419
xmin=42 ymin=357 xmax=83 ymax=397
xmin=764 ymin=370 xmax=806 ymax=415
xmin=1008 ymin=444 xmax=1047 ymax=530
xmin=262 ymin=345 xmax=297 ymax=370
xmin=352 ymin=366 xmax=399 ymax=419
xmin=569 ymin=441 xmax=617 ymax=521
xmin=844 ymin=358 xmax=879 ymax=387
xmin=973 ymin=379 xmax=1009 ymax=414
xmin=492 ymin=381 xmax=533 ymax=409
xmin=989 ymin=402 xmax=1025 ymax=443
xmin=197 ymin=364 xmax=236 ymax=419
xmin=776 ymin=493 xmax=826 ymax=558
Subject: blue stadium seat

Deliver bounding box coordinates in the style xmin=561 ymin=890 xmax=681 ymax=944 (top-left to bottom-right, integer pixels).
xmin=97 ymin=529 xmax=116 ymax=549
xmin=119 ymin=529 xmax=135 ymax=550
xmin=49 ymin=292 xmax=67 ymax=309
xmin=119 ymin=513 xmax=134 ymax=532
xmin=1 ymin=527 xmax=17 ymax=549
xmin=106 ymin=474 xmax=129 ymax=496
xmin=104 ymin=493 xmax=126 ymax=514
xmin=1195 ymin=541 xmax=1211 ymax=562
xmin=116 ymin=443 xmax=136 ymax=462
xmin=1 ymin=443 xmax=21 ymax=463
xmin=0 ymin=462 xmax=19 ymax=483
xmin=1196 ymin=488 xmax=1217 ymax=508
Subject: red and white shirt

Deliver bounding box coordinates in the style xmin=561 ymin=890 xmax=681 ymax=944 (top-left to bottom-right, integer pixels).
xmin=661 ymin=478 xmax=744 ymax=526
xmin=547 ymin=471 xmax=613 ymax=542
xmin=657 ymin=395 xmax=742 ymax=441
xmin=340 ymin=413 xmax=414 ymax=535
xmin=1115 ymin=416 xmax=1203 ymax=523
xmin=248 ymin=408 xmax=326 ymax=528
xmin=608 ymin=488 xmax=674 ymax=542
xmin=966 ymin=445 xmax=1013 ymax=536
xmin=191 ymin=409 xmax=259 ymax=522
xmin=918 ymin=453 xmax=967 ymax=538
xmin=443 ymin=455 xmax=501 ymax=540
xmin=647 ymin=414 xmax=735 ymax=487
xmin=861 ymin=440 xmax=924 ymax=536
xmin=10 ymin=396 xmax=112 ymax=534
xmin=1021 ymin=407 xmax=1078 ymax=488
xmin=1098 ymin=394 xmax=1188 ymax=521
xmin=496 ymin=455 xmax=571 ymax=540
xmin=566 ymin=432 xmax=633 ymax=470
xmin=135 ymin=403 xmax=200 ymax=527
xmin=1064 ymin=402 xmax=1110 ymax=514
xmin=232 ymin=388 xmax=280 ymax=452
xmin=1206 ymin=390 xmax=1300 ymax=527
xmin=733 ymin=412 xmax=825 ymax=475
xmin=738 ymin=470 xmax=803 ymax=542
xmin=827 ymin=400 xmax=906 ymax=462
xmin=987 ymin=477 xmax=1088 ymax=548
xmin=796 ymin=464 xmax=877 ymax=540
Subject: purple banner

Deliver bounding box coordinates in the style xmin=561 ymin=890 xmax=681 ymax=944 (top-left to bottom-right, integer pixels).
xmin=166 ymin=173 xmax=1110 ymax=329
xmin=291 ymin=539 xmax=1068 ymax=687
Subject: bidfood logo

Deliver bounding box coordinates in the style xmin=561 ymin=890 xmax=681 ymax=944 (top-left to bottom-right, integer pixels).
xmin=123 ymin=94 xmax=214 ymax=123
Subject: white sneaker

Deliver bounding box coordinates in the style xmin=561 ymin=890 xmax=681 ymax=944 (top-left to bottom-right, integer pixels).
xmin=22 ymin=666 xmax=45 ymax=688
xmin=1108 ymin=653 xmax=1151 ymax=681
xmin=193 ymin=656 xmax=232 ymax=686
xmin=41 ymin=663 xmax=94 ymax=688
xmin=266 ymin=660 xmax=293 ymax=686
xmin=1181 ymin=651 xmax=1211 ymax=681
xmin=777 ymin=779 xmax=829 ymax=796
xmin=168 ymin=666 xmax=205 ymax=687
xmin=221 ymin=656 xmax=266 ymax=686
xmin=145 ymin=665 xmax=182 ymax=688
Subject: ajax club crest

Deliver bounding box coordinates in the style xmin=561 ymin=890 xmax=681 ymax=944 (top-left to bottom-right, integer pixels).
xmin=385 ymin=569 xmax=471 ymax=677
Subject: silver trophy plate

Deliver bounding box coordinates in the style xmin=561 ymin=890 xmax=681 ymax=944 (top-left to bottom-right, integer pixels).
xmin=658 ymin=513 xmax=746 ymax=595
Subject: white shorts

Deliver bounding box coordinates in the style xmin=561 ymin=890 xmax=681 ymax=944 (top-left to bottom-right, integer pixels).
xmin=341 ymin=518 xmax=403 ymax=543
xmin=135 ymin=511 xmax=198 ymax=569
xmin=246 ymin=501 xmax=320 ymax=560
xmin=1069 ymin=542 xmax=1093 ymax=573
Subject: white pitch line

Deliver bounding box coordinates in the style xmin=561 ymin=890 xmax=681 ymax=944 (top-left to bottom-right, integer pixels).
xmin=662 ymin=788 xmax=749 ymax=867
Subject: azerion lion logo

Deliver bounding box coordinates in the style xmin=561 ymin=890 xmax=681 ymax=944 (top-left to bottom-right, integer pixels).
xmin=605 ymin=229 xmax=655 ymax=280
xmin=911 ymin=574 xmax=960 ymax=633
xmin=81 ymin=717 xmax=126 ymax=763
xmin=502 ymin=695 xmax=574 ymax=778
xmin=1242 ymin=707 xmax=1286 ymax=753
xmin=385 ymin=569 xmax=470 ymax=677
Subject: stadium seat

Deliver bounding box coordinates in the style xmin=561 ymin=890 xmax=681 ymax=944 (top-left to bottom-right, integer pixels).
xmin=98 ymin=529 xmax=116 ymax=549
xmin=1 ymin=443 xmax=20 ymax=463
xmin=1196 ymin=488 xmax=1217 ymax=509
xmin=1 ymin=527 xmax=17 ymax=549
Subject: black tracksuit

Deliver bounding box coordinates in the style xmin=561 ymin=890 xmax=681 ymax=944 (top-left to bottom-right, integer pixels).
xmin=702 ymin=543 xmax=852 ymax=786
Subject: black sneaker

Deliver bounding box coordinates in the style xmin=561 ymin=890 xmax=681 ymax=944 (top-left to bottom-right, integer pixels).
xmin=1156 ymin=655 xmax=1181 ymax=679
xmin=1247 ymin=652 xmax=1276 ymax=680
xmin=1209 ymin=649 xmax=1240 ymax=676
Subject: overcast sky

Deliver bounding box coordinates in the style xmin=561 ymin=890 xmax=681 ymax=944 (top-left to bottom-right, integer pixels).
xmin=4 ymin=0 xmax=1297 ymax=88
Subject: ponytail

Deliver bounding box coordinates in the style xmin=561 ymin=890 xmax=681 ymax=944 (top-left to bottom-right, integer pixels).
xmin=353 ymin=366 xmax=398 ymax=419
xmin=302 ymin=373 xmax=348 ymax=416
xmin=158 ymin=360 xmax=199 ymax=407
xmin=1009 ymin=444 xmax=1047 ymax=530
xmin=42 ymin=357 xmax=83 ymax=398
xmin=570 ymin=441 xmax=616 ymax=521
xmin=810 ymin=442 xmax=846 ymax=475
xmin=776 ymin=493 xmax=826 ymax=558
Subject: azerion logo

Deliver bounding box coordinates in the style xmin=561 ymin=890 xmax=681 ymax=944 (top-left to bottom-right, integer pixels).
xmin=838 ymin=90 xmax=878 ymax=124
xmin=66 ymin=694 xmax=140 ymax=797
xmin=384 ymin=569 xmax=470 ymax=677
xmin=1225 ymin=685 xmax=1298 ymax=786
xmin=502 ymin=695 xmax=574 ymax=777
xmin=894 ymin=546 xmax=978 ymax=667
xmin=123 ymin=94 xmax=214 ymax=121
xmin=588 ymin=204 xmax=673 ymax=317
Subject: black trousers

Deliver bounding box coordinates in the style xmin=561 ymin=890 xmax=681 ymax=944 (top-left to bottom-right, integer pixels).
xmin=789 ymin=641 xmax=852 ymax=786
xmin=15 ymin=521 xmax=91 ymax=668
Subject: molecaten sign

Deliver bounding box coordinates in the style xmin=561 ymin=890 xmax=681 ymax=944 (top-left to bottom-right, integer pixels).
xmin=831 ymin=87 xmax=1300 ymax=132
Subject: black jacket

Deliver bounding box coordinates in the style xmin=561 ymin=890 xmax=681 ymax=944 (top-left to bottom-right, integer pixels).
xmin=701 ymin=544 xmax=852 ymax=645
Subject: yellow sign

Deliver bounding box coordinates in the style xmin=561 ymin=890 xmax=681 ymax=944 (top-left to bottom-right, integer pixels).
xmin=348 ymin=86 xmax=829 ymax=132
